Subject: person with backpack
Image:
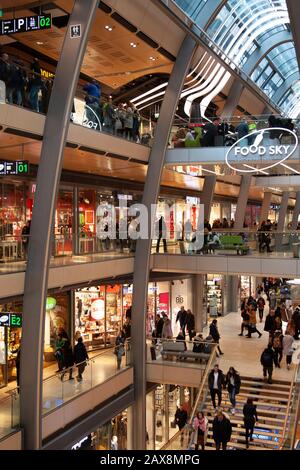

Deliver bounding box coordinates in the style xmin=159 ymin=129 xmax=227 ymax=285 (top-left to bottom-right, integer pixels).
xmin=225 ymin=367 xmax=241 ymax=415
xmin=257 ymin=296 xmax=265 ymax=322
xmin=260 ymin=344 xmax=275 ymax=384
xmin=74 ymin=336 xmax=89 ymax=382
xmin=212 ymin=410 xmax=232 ymax=450
xmin=243 ymin=398 xmax=258 ymax=449
xmin=272 ymin=330 xmax=283 ymax=368
xmin=208 ymin=364 xmax=225 ymax=409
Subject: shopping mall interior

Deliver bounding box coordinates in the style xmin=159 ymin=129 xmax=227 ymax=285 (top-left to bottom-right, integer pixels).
xmin=0 ymin=0 xmax=300 ymax=453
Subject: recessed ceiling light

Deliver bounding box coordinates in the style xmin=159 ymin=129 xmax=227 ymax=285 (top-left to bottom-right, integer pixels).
xmin=36 ymin=41 xmax=44 ymax=45
xmin=149 ymin=56 xmax=157 ymax=61
xmin=105 ymin=25 xmax=113 ymax=31
xmin=130 ymin=42 xmax=138 ymax=48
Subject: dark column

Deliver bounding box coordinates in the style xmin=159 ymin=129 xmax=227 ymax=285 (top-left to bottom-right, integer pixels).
xmin=20 ymin=0 xmax=99 ymax=450
xmin=201 ymin=175 xmax=217 ymax=221
xmin=234 ymin=176 xmax=252 ymax=230
xmin=292 ymin=192 xmax=300 ymax=230
xmin=131 ymin=36 xmax=197 ymax=450
xmin=221 ymin=80 xmax=244 ymax=119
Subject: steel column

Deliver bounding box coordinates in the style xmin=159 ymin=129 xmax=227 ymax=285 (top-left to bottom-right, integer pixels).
xmin=260 ymin=192 xmax=272 ymax=224
xmin=234 ymin=176 xmax=252 ymax=230
xmin=20 ymin=0 xmax=99 ymax=450
xmin=277 ymin=192 xmax=290 ymax=232
xmin=201 ymin=175 xmax=217 ymax=221
xmin=193 ymin=274 xmax=204 ymax=332
xmin=292 ymin=192 xmax=300 ymax=230
xmin=131 ymin=35 xmax=196 ymax=450
xmin=221 ymin=80 xmax=244 ymax=119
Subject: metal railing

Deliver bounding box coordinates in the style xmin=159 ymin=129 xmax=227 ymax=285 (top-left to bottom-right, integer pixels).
xmin=161 ymin=342 xmax=218 ymax=449
xmin=0 ymin=341 xmax=131 ymax=440
xmin=279 ymin=363 xmax=300 ymax=449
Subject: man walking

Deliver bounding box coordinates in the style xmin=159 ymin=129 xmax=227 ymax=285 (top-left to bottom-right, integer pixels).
xmin=208 ymin=364 xmax=225 ymax=409
xmin=212 ymin=410 xmax=232 ymax=450
xmin=176 ymin=306 xmax=187 ymax=338
xmin=260 ymin=344 xmax=275 ymax=384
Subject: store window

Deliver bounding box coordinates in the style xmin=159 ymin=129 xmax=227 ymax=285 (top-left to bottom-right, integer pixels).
xmin=205 ymin=274 xmax=224 ymax=318
xmin=55 ymin=189 xmax=73 ymax=256
xmin=0 ymin=301 xmax=22 ymax=387
xmin=0 ymin=183 xmax=26 ymax=238
xmin=75 ymin=285 xmax=122 ymax=350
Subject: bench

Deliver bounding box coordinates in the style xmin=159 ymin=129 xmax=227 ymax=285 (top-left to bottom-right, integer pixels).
xmin=160 ymin=341 xmax=210 ymax=363
xmin=219 ymin=235 xmax=249 ymax=255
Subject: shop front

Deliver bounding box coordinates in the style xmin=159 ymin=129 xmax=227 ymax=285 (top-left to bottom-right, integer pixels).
xmin=204 ymin=274 xmax=224 ymax=319
xmin=0 ymin=292 xmax=71 ymax=387
xmin=146 ymin=384 xmax=193 ymax=450
xmin=71 ymin=409 xmax=128 ymax=450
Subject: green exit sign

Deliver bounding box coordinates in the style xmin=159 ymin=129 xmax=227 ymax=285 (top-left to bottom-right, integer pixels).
xmin=10 ymin=313 xmax=22 ymax=327
xmin=0 ymin=10 xmax=3 ymax=18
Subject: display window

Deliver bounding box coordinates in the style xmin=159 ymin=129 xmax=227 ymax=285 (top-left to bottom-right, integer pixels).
xmin=0 ymin=183 xmax=26 ymax=238
xmin=205 ymin=274 xmax=224 ymax=318
xmin=75 ymin=285 xmax=122 ymax=350
xmin=55 ymin=189 xmax=73 ymax=255
xmin=44 ymin=293 xmax=70 ymax=362
xmin=0 ymin=301 xmax=22 ymax=387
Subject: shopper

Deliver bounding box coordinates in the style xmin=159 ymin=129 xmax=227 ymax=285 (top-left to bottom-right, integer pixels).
xmin=156 ymin=216 xmax=168 ymax=253
xmin=264 ymin=309 xmax=276 ymax=341
xmin=225 ymin=367 xmax=241 ymax=414
xmin=192 ymin=411 xmax=208 ymax=450
xmin=175 ymin=405 xmax=188 ymax=446
xmin=257 ymin=296 xmax=265 ymax=322
xmin=176 ymin=306 xmax=187 ymax=337
xmin=74 ymin=337 xmax=89 ymax=382
xmin=208 ymin=364 xmax=225 ymax=409
xmin=212 ymin=410 xmax=232 ymax=451
xmin=292 ymin=307 xmax=300 ymax=340
xmin=201 ymin=117 xmax=220 ymax=147
xmin=209 ymin=319 xmax=224 ymax=355
xmin=260 ymin=344 xmax=275 ymax=384
xmin=282 ymin=331 xmax=294 ymax=370
xmin=115 ymin=330 xmax=125 ymax=370
xmin=243 ymin=398 xmax=258 ymax=449
xmin=162 ymin=317 xmax=173 ymax=339
xmin=272 ymin=330 xmax=283 ymax=368
xmin=186 ymin=309 xmax=195 ymax=340
xmin=239 ymin=301 xmax=250 ymax=336
xmin=247 ymin=307 xmax=262 ymax=338
xmin=124 ymin=104 xmax=134 ymax=140
xmin=61 ymin=339 xmax=74 ymax=381
xmin=28 ymin=58 xmax=42 ymax=112
xmin=54 ymin=333 xmax=65 ymax=372
xmin=21 ymin=220 xmax=31 ymax=259
xmin=155 ymin=314 xmax=164 ymax=339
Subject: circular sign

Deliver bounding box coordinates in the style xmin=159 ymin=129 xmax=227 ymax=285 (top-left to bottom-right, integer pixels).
xmin=225 ymin=127 xmax=298 ymax=174
xmin=90 ymin=298 xmax=105 ymax=321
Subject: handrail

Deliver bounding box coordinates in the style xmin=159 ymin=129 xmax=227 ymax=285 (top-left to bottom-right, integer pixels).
xmin=189 ymin=343 xmax=218 ymax=421
xmin=279 ymin=363 xmax=299 ymax=450
xmin=160 ymin=343 xmax=218 ymax=450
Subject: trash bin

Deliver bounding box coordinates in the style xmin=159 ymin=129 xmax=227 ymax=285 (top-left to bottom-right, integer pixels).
xmin=292 ymin=243 xmax=300 ymax=258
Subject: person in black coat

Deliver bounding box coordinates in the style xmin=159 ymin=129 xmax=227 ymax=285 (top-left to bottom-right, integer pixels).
xmin=260 ymin=344 xmax=276 ymax=384
xmin=264 ymin=309 xmax=276 ymax=340
xmin=209 ymin=319 xmax=224 ymax=356
xmin=176 ymin=306 xmax=187 ymax=338
xmin=155 ymin=314 xmax=164 ymax=338
xmin=186 ymin=309 xmax=195 ymax=341
xmin=175 ymin=405 xmax=188 ymax=446
xmin=61 ymin=339 xmax=74 ymax=381
xmin=212 ymin=411 xmax=232 ymax=450
xmin=208 ymin=364 xmax=225 ymax=409
xmin=74 ymin=337 xmax=89 ymax=381
xmin=225 ymin=367 xmax=241 ymax=414
xmin=243 ymin=398 xmax=258 ymax=448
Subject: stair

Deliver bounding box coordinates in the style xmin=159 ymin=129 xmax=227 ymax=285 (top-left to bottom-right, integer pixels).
xmin=201 ymin=375 xmax=290 ymax=450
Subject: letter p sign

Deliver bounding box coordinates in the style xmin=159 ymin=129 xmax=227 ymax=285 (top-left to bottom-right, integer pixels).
xmin=17 ymin=18 xmax=25 ymax=31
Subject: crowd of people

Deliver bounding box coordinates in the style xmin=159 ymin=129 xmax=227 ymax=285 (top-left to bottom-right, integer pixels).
xmin=0 ymin=51 xmax=146 ymax=143
xmin=171 ymin=114 xmax=297 ymax=149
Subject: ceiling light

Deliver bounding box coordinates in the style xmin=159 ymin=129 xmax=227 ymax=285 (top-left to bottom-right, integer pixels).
xmin=105 ymin=25 xmax=113 ymax=31
xmin=36 ymin=41 xmax=44 ymax=45
xmin=149 ymin=56 xmax=157 ymax=61
xmin=130 ymin=42 xmax=137 ymax=48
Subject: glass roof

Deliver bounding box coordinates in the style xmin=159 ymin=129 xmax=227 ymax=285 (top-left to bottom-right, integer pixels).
xmin=174 ymin=0 xmax=300 ymax=117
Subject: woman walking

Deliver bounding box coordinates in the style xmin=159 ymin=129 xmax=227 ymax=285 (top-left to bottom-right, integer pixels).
xmin=243 ymin=398 xmax=258 ymax=449
xmin=192 ymin=411 xmax=208 ymax=450
xmin=225 ymin=367 xmax=241 ymax=415
xmin=115 ymin=330 xmax=125 ymax=370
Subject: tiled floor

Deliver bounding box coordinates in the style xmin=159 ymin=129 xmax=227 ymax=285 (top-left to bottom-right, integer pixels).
xmin=202 ymin=311 xmax=297 ymax=381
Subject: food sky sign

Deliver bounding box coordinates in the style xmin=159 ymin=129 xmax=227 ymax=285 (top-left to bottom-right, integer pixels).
xmin=225 ymin=127 xmax=298 ymax=174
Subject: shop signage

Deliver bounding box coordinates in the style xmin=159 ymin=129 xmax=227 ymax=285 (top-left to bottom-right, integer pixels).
xmin=82 ymin=104 xmax=102 ymax=131
xmin=225 ymin=127 xmax=298 ymax=174
xmin=0 ymin=14 xmax=51 ymax=36
xmin=0 ymin=313 xmax=22 ymax=327
xmin=175 ymin=295 xmax=184 ymax=304
xmin=46 ymin=297 xmax=57 ymax=311
xmin=0 ymin=161 xmax=29 ymax=176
